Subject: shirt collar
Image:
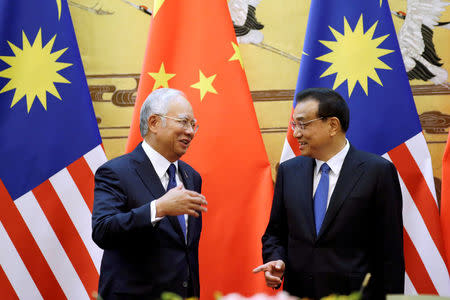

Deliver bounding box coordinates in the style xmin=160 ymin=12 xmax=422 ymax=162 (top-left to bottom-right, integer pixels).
xmin=314 ymin=139 xmax=350 ymax=176
xmin=141 ymin=140 xmax=178 ymax=179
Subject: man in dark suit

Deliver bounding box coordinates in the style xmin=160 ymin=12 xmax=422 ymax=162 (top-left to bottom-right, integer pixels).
xmin=253 ymin=88 xmax=404 ymax=299
xmin=92 ymin=88 xmax=207 ymax=299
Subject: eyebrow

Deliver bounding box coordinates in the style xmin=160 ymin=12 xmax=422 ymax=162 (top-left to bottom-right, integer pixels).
xmin=177 ymin=113 xmax=196 ymax=122
xmin=293 ymin=115 xmax=306 ymax=121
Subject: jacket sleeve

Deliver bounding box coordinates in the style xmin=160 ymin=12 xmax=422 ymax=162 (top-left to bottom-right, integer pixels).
xmin=372 ymin=161 xmax=405 ymax=296
xmin=91 ymin=164 xmax=153 ymax=249
xmin=262 ymin=163 xmax=288 ymax=263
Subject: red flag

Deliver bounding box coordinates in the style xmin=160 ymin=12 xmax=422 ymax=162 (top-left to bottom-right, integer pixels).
xmin=442 ymin=132 xmax=450 ymax=270
xmin=126 ymin=0 xmax=274 ymax=298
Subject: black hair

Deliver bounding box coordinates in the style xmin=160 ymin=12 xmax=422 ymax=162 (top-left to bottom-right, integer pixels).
xmin=295 ymin=87 xmax=349 ymax=132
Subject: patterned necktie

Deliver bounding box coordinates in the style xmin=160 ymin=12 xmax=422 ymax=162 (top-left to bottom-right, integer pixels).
xmin=314 ymin=163 xmax=331 ymax=235
xmin=167 ymin=163 xmax=186 ymax=239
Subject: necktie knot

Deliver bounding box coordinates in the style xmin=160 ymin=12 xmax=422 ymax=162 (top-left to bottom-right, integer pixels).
xmin=320 ymin=163 xmax=330 ymax=174
xmin=167 ymin=163 xmax=177 ymax=191
xmin=168 ymin=163 xmax=176 ymax=178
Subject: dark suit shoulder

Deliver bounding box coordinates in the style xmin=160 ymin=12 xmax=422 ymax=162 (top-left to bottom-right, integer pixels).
xmin=279 ymin=155 xmax=313 ymax=172
xmin=96 ymin=144 xmax=147 ymax=175
xmin=179 ymin=160 xmax=201 ymax=178
xmin=351 ymin=147 xmax=395 ymax=169
xmin=96 ymin=151 xmax=137 ymax=175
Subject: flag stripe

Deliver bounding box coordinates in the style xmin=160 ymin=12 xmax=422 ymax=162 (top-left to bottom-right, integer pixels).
xmin=50 ymin=168 xmax=103 ymax=272
xmin=286 ymin=122 xmax=301 ymax=157
xmin=389 ymin=157 xmax=450 ymax=294
xmin=405 ymin=133 xmax=438 ymax=202
xmin=67 ymin=156 xmax=95 ymax=212
xmin=0 ymin=265 xmax=19 ymax=300
xmin=0 ymin=223 xmax=34 ymax=300
xmin=403 ymin=228 xmax=438 ymax=294
xmin=280 ymin=137 xmax=296 ymax=163
xmin=84 ymin=144 xmax=108 ymax=175
xmin=33 ymin=180 xmax=98 ymax=298
xmin=0 ymin=180 xmax=65 ymax=299
xmin=16 ymin=191 xmax=89 ymax=300
xmin=388 ymin=143 xmax=446 ymax=261
xmin=404 ymin=272 xmax=417 ymax=295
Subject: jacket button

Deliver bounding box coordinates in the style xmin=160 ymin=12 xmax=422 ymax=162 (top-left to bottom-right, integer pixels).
xmin=182 ymin=281 xmax=188 ymax=288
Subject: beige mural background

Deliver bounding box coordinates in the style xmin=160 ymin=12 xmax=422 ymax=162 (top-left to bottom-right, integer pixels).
xmin=69 ymin=0 xmax=450 ymax=202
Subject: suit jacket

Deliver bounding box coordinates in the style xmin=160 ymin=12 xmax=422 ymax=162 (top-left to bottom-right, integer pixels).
xmin=262 ymin=145 xmax=404 ymax=300
xmin=92 ymin=143 xmax=202 ymax=300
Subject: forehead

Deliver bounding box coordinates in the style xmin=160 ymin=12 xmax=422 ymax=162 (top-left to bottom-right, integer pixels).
xmin=293 ymin=99 xmax=319 ymax=120
xmin=167 ymin=96 xmax=194 ymax=117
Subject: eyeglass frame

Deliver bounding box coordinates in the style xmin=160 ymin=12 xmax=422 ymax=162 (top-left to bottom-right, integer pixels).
xmin=290 ymin=116 xmax=326 ymax=131
xmin=155 ymin=114 xmax=199 ymax=133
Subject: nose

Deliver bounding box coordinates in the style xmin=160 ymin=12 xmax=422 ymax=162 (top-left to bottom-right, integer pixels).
xmin=184 ymin=124 xmax=195 ymax=136
xmin=292 ymin=127 xmax=302 ymax=139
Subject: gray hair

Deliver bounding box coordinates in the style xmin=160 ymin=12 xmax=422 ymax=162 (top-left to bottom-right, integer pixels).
xmin=139 ymin=88 xmax=185 ymax=137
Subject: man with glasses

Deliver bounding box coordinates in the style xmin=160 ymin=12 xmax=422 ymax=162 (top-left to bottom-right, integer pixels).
xmin=92 ymin=88 xmax=207 ymax=299
xmin=254 ymin=88 xmax=404 ymax=299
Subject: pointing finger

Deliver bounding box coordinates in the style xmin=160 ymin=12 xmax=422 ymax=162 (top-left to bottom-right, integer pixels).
xmin=252 ymin=264 xmax=267 ymax=273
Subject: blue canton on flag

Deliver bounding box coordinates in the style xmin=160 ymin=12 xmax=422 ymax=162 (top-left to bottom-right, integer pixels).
xmin=281 ymin=0 xmax=450 ymax=295
xmin=0 ymin=0 xmax=101 ymax=199
xmin=0 ymin=1 xmax=106 ymax=298
xmin=296 ymin=1 xmax=421 ymax=155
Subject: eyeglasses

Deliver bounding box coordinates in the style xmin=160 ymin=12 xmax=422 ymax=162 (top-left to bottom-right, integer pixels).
xmin=156 ymin=114 xmax=199 ymax=133
xmin=290 ymin=117 xmax=324 ymax=131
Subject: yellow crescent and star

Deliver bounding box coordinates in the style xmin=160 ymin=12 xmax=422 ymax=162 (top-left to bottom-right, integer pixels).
xmin=0 ymin=0 xmax=71 ymax=112
xmin=315 ymin=14 xmax=393 ymax=97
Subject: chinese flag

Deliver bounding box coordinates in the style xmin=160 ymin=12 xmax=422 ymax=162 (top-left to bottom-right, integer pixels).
xmin=126 ymin=0 xmax=274 ymax=298
xmin=442 ymin=132 xmax=450 ymax=269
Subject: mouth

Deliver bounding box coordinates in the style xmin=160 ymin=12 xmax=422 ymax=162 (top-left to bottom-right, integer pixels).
xmin=179 ymin=138 xmax=191 ymax=148
xmin=298 ymin=141 xmax=307 ymax=149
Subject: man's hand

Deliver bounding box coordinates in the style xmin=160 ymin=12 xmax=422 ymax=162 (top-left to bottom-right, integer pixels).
xmin=252 ymin=260 xmax=285 ymax=288
xmin=155 ymin=185 xmax=207 ymax=218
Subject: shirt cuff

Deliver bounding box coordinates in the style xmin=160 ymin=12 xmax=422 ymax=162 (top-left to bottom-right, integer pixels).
xmin=150 ymin=200 xmax=164 ymax=226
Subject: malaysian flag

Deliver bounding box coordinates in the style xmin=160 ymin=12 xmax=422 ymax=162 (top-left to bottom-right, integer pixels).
xmin=281 ymin=0 xmax=450 ymax=295
xmin=0 ymin=0 xmax=106 ymax=298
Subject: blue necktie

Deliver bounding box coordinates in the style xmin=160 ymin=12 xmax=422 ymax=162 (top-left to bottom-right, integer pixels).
xmin=314 ymin=163 xmax=330 ymax=235
xmin=167 ymin=163 xmax=187 ymax=239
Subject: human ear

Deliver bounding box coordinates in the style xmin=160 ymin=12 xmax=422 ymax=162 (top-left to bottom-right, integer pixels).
xmin=148 ymin=115 xmax=160 ymax=134
xmin=329 ymin=117 xmax=340 ymax=136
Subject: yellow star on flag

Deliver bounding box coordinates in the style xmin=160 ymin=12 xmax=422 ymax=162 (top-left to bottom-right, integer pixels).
xmin=190 ymin=70 xmax=217 ymax=101
xmin=229 ymin=42 xmax=243 ymax=68
xmin=148 ymin=62 xmax=175 ymax=91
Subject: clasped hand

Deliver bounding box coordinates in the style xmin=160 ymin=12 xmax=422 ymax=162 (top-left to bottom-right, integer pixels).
xmin=156 ymin=185 xmax=207 ymax=218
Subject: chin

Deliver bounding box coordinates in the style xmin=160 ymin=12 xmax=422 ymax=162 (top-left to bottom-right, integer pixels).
xmin=300 ymin=149 xmax=312 ymax=157
xmin=175 ymin=150 xmax=187 ymax=158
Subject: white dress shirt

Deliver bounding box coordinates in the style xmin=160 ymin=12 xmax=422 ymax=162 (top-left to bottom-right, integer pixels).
xmin=313 ymin=140 xmax=350 ymax=209
xmin=141 ymin=141 xmax=188 ymax=229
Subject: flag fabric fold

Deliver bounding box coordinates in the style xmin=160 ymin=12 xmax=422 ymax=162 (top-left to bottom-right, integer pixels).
xmin=442 ymin=132 xmax=450 ymax=272
xmin=126 ymin=0 xmax=274 ymax=298
xmin=0 ymin=0 xmax=106 ymax=298
xmin=280 ymin=0 xmax=450 ymax=295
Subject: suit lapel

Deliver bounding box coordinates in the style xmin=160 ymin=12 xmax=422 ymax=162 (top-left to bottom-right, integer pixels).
xmin=133 ymin=145 xmax=166 ymax=200
xmin=296 ymin=158 xmax=316 ymax=239
xmin=133 ymin=145 xmax=186 ymax=243
xmin=317 ymin=146 xmax=365 ymax=239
